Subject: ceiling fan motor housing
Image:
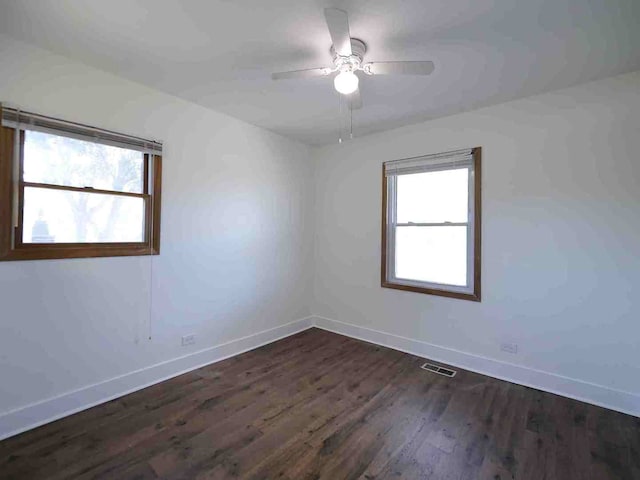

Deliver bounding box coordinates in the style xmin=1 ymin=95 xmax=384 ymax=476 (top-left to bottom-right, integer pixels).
xmin=331 ymin=38 xmax=367 ymax=72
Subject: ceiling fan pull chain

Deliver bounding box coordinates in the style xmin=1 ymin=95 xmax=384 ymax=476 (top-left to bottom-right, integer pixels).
xmin=338 ymin=91 xmax=343 ymax=144
xmin=350 ymin=106 xmax=353 ymax=140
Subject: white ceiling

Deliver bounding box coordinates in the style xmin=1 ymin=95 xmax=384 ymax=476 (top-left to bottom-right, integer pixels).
xmin=1 ymin=0 xmax=639 ymax=145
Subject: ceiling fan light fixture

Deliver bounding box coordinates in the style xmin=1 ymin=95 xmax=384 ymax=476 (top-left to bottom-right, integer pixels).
xmin=334 ymin=71 xmax=359 ymax=95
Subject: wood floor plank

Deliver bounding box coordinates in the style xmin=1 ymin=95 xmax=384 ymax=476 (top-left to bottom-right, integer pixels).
xmin=1 ymin=328 xmax=638 ymax=480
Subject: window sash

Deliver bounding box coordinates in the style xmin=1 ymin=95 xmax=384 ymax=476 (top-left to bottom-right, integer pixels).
xmin=383 ymin=152 xmax=478 ymax=298
xmin=18 ymin=186 xmax=151 ymax=246
xmin=22 ymin=181 xmax=150 ymax=199
xmin=390 ymin=225 xmax=472 ymax=293
xmin=18 ymin=130 xmax=150 ymax=199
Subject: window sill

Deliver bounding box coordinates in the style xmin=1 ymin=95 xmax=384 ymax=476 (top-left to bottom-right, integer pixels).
xmin=0 ymin=244 xmax=159 ymax=262
xmin=381 ymin=280 xmax=481 ymax=302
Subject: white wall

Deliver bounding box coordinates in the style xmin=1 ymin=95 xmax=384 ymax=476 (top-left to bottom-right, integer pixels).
xmin=312 ymin=71 xmax=640 ymax=412
xmin=0 ymin=35 xmax=314 ymax=436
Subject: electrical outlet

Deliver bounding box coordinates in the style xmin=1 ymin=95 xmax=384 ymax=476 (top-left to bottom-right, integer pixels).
xmin=500 ymin=342 xmax=518 ymax=354
xmin=181 ymin=334 xmax=196 ymax=346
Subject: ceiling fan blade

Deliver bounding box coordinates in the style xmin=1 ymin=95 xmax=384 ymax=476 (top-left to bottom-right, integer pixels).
xmin=364 ymin=61 xmax=435 ymax=76
xmin=324 ymin=8 xmax=352 ymax=56
xmin=348 ymin=87 xmax=362 ymax=110
xmin=271 ymin=67 xmax=332 ymax=80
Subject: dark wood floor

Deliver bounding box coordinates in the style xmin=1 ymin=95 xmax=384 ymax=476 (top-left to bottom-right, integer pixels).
xmin=1 ymin=328 xmax=638 ymax=479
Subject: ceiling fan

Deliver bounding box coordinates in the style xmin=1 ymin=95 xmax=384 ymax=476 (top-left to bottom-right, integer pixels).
xmin=272 ymin=8 xmax=435 ymax=112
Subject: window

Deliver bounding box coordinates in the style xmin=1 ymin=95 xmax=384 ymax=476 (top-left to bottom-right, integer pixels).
xmin=0 ymin=107 xmax=162 ymax=261
xmin=381 ymin=147 xmax=481 ymax=301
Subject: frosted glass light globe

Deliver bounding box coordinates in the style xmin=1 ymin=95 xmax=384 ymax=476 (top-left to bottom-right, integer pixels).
xmin=334 ymin=71 xmax=359 ymax=95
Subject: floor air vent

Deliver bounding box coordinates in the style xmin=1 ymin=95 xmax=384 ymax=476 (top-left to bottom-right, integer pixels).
xmin=421 ymin=362 xmax=457 ymax=378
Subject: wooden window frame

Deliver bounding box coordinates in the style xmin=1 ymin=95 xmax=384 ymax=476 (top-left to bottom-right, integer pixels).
xmin=381 ymin=147 xmax=481 ymax=302
xmin=0 ymin=125 xmax=162 ymax=261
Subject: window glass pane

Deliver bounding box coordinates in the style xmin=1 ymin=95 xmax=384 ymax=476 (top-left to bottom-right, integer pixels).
xmin=23 ymin=187 xmax=145 ymax=243
xmin=396 ymin=168 xmax=469 ymax=224
xmin=23 ymin=130 xmax=144 ymax=193
xmin=395 ymin=226 xmax=467 ymax=286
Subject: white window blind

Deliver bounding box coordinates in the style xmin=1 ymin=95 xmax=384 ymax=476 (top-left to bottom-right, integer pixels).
xmin=384 ymin=148 xmax=473 ymax=177
xmin=1 ymin=106 xmax=162 ymax=155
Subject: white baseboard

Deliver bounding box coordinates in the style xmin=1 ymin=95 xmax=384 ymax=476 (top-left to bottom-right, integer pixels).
xmin=313 ymin=315 xmax=640 ymax=418
xmin=0 ymin=316 xmax=314 ymax=441
xmin=2 ymin=313 xmax=637 ymax=441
